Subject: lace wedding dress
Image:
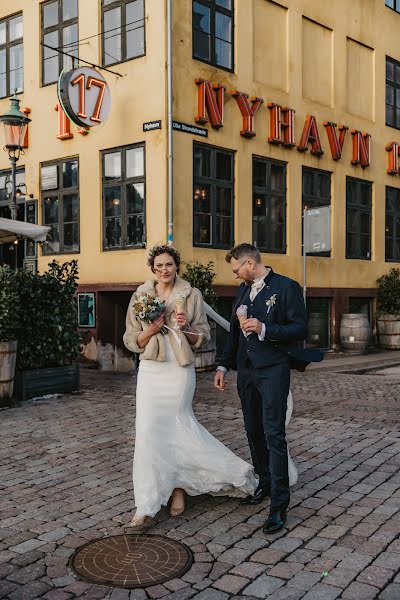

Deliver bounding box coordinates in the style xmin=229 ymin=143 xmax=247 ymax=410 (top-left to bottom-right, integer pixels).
xmin=133 ymin=337 xmax=257 ymax=518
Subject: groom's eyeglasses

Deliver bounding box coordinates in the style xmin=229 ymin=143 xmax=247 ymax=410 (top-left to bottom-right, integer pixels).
xmin=232 ymin=259 xmax=249 ymax=276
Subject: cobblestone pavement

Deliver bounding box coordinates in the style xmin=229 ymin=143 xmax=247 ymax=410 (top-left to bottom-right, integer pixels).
xmin=1 ymin=356 xmax=400 ymax=600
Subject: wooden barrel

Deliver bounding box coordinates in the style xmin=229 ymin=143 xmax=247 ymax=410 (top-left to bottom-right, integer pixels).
xmin=308 ymin=313 xmax=325 ymax=347
xmin=340 ymin=313 xmax=370 ymax=354
xmin=377 ymin=314 xmax=400 ymax=349
xmin=0 ymin=340 xmax=18 ymax=400
xmin=195 ymin=320 xmax=216 ymax=372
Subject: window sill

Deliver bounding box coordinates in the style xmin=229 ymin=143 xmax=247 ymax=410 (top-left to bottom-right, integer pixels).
xmin=102 ymin=52 xmax=146 ymax=69
xmin=192 ymin=55 xmax=234 ymax=74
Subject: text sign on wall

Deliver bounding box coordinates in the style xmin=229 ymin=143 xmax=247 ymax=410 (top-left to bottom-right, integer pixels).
xmin=304 ymin=206 xmax=331 ymax=253
xmin=58 ymin=66 xmax=111 ymax=128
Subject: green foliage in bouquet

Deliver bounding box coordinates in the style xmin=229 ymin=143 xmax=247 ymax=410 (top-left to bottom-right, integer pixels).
xmin=0 ymin=265 xmax=20 ymax=342
xmin=16 ymin=260 xmax=81 ymax=370
xmin=182 ymin=260 xmax=218 ymax=309
xmin=377 ymin=267 xmax=400 ymax=316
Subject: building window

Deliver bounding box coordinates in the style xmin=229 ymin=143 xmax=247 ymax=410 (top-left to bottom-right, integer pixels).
xmin=386 ymin=56 xmax=400 ymax=129
xmin=385 ymin=186 xmax=400 ymax=261
xmin=102 ymin=144 xmax=145 ymax=250
xmin=346 ymin=177 xmax=372 ymax=260
xmin=193 ymin=0 xmax=233 ymax=71
xmin=252 ymin=157 xmax=286 ymax=253
xmin=306 ymin=298 xmax=330 ymax=349
xmin=193 ymin=143 xmax=234 ymax=248
xmin=41 ymin=0 xmax=78 ymax=86
xmin=302 ymin=167 xmax=331 ymax=257
xmin=102 ymin=0 xmax=145 ymax=67
xmin=0 ymin=13 xmax=23 ymax=98
xmin=385 ymin=0 xmax=400 ymax=13
xmin=41 ymin=158 xmax=79 ymax=254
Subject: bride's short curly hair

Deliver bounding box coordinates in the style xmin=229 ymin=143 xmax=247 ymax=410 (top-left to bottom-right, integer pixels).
xmin=147 ymin=244 xmax=181 ymax=273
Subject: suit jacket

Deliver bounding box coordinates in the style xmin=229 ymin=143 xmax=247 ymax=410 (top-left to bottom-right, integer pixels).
xmin=220 ymin=268 xmax=323 ymax=371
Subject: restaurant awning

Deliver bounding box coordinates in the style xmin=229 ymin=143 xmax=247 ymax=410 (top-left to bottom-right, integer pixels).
xmin=0 ymin=217 xmax=50 ymax=244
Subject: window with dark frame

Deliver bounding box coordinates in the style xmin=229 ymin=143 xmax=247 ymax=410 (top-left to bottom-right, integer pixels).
xmin=0 ymin=13 xmax=23 ymax=98
xmin=252 ymin=157 xmax=286 ymax=254
xmin=385 ymin=0 xmax=400 ymax=13
xmin=386 ymin=56 xmax=400 ymax=129
xmin=346 ymin=177 xmax=372 ymax=260
xmin=385 ymin=186 xmax=400 ymax=262
xmin=41 ymin=158 xmax=79 ymax=255
xmin=302 ymin=166 xmax=331 ymax=257
xmin=102 ymin=144 xmax=145 ymax=250
xmin=102 ymin=0 xmax=145 ymax=67
xmin=193 ymin=143 xmax=234 ymax=249
xmin=41 ymin=0 xmax=78 ymax=86
xmin=192 ymin=0 xmax=233 ymax=72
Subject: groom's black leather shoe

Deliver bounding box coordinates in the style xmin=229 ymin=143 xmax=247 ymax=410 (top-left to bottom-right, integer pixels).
xmin=262 ymin=509 xmax=287 ymax=534
xmin=241 ymin=484 xmax=271 ymax=506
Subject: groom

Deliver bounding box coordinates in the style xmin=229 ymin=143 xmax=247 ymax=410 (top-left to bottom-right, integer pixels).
xmin=215 ymin=243 xmax=311 ymax=534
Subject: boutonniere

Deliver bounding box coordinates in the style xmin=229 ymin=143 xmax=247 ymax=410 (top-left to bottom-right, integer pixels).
xmin=266 ymin=294 xmax=277 ymax=314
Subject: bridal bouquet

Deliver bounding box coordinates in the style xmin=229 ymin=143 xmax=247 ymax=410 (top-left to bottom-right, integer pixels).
xmin=133 ymin=293 xmax=166 ymax=330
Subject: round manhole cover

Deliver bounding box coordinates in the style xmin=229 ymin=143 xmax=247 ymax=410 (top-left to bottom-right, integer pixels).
xmin=70 ymin=534 xmax=193 ymax=589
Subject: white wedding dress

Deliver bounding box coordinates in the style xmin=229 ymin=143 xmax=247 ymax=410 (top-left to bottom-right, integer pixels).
xmin=133 ymin=337 xmax=257 ymax=518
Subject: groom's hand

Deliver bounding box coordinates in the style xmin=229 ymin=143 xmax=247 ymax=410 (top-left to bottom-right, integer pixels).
xmin=242 ymin=318 xmax=263 ymax=336
xmin=214 ymin=370 xmax=226 ymax=391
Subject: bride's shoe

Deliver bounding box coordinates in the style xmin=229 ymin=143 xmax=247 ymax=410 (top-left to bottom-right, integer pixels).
xmin=127 ymin=514 xmax=152 ymax=527
xmin=170 ymin=489 xmax=185 ymax=517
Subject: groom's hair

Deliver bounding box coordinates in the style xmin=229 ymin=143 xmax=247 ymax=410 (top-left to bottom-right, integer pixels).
xmin=225 ymin=243 xmax=262 ymax=264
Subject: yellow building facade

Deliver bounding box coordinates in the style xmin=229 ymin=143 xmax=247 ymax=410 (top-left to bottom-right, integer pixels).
xmin=1 ymin=0 xmax=400 ymax=366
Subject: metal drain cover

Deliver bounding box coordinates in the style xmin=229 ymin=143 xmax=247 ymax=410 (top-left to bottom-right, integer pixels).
xmin=70 ymin=534 xmax=193 ymax=589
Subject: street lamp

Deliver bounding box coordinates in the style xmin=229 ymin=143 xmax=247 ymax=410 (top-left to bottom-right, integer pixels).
xmin=0 ymin=94 xmax=31 ymax=220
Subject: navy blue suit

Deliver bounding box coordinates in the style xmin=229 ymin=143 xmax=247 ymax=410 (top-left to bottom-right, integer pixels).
xmin=220 ymin=268 xmax=308 ymax=511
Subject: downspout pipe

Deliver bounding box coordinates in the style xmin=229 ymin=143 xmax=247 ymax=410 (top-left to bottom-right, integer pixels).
xmin=167 ymin=0 xmax=173 ymax=245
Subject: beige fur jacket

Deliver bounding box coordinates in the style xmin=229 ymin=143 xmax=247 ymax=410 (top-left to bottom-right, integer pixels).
xmin=123 ymin=276 xmax=211 ymax=366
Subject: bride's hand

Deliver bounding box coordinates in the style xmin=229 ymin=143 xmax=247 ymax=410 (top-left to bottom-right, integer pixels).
xmin=175 ymin=311 xmax=188 ymax=330
xmin=147 ymin=315 xmax=165 ymax=335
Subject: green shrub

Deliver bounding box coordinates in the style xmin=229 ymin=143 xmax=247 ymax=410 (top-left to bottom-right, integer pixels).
xmin=182 ymin=260 xmax=218 ymax=309
xmin=16 ymin=260 xmax=81 ymax=370
xmin=377 ymin=267 xmax=400 ymax=316
xmin=0 ymin=265 xmax=20 ymax=342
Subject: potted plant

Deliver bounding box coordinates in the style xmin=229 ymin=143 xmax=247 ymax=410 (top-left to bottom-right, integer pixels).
xmin=0 ymin=265 xmax=20 ymax=403
xmin=376 ymin=267 xmax=400 ymax=349
xmin=182 ymin=261 xmax=218 ymax=371
xmin=14 ymin=260 xmax=81 ymax=400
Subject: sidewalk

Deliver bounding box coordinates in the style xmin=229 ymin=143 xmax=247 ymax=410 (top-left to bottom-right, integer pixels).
xmin=0 ymin=351 xmax=400 ymax=599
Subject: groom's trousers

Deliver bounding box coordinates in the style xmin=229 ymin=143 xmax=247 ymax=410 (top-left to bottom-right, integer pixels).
xmin=237 ymin=360 xmax=290 ymax=512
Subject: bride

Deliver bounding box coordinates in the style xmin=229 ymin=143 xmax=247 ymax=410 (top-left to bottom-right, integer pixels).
xmin=123 ymin=245 xmax=257 ymax=526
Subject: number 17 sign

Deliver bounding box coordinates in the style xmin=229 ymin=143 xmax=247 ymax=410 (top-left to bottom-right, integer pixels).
xmin=58 ymin=66 xmax=111 ymax=129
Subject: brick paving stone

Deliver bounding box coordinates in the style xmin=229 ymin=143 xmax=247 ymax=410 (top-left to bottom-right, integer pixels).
xmin=318 ymin=525 xmax=348 ymax=539
xmin=213 ymin=574 xmax=250 ymax=594
xmin=305 ymin=537 xmax=335 ymax=552
xmin=163 ymin=590 xmax=196 ymax=600
xmin=38 ymin=527 xmax=72 ymax=543
xmin=208 ymin=562 xmax=232 ymax=581
xmin=242 ymin=575 xmax=285 ymax=597
xmin=373 ymin=551 xmax=400 ymax=571
xmin=342 ymin=581 xmax=380 ymax=599
xmin=193 ymin=578 xmax=213 ymax=591
xmin=216 ymin=547 xmax=253 ymax=566
xmin=229 ymin=562 xmax=267 ymax=579
xmin=301 ymin=583 xmax=342 ymax=599
xmin=8 ymin=581 xmax=52 ymax=600
xmin=287 ymin=570 xmax=322 ymax=591
xmin=109 ymin=590 xmax=131 ymax=600
xmin=7 ymin=561 xmax=47 ymax=584
xmin=379 ymin=583 xmax=400 ymax=599
xmin=193 ymin=590 xmax=229 ymax=600
xmin=270 ymin=538 xmax=303 ymax=553
xmin=267 ymin=561 xmax=304 ymax=579
xmin=357 ymin=565 xmax=394 ymax=588
xmin=260 ymin=588 xmax=305 ymax=600
xmin=129 ymin=590 xmax=148 ymax=600
xmin=0 ymin=580 xmax=19 ymax=598
xmin=234 ymin=538 xmax=268 ymax=552
xmin=250 ymin=548 xmax=286 ymax=565
xmin=146 ymin=584 xmax=170 ymax=598
xmin=43 ymin=591 xmax=73 ymax=600
xmin=164 ymin=579 xmax=191 ymax=592
xmin=287 ymin=527 xmax=316 ymax=541
xmin=62 ymin=581 xmax=92 ymax=595
xmin=304 ymin=558 xmax=337 ymax=573
xmin=9 ymin=538 xmax=47 ymax=554
xmin=322 ymin=567 xmax=357 ymax=588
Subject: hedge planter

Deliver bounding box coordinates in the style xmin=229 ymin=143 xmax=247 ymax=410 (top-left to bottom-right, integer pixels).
xmin=377 ymin=314 xmax=400 ymax=349
xmin=0 ymin=340 xmax=18 ymax=401
xmin=14 ymin=363 xmax=80 ymax=401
